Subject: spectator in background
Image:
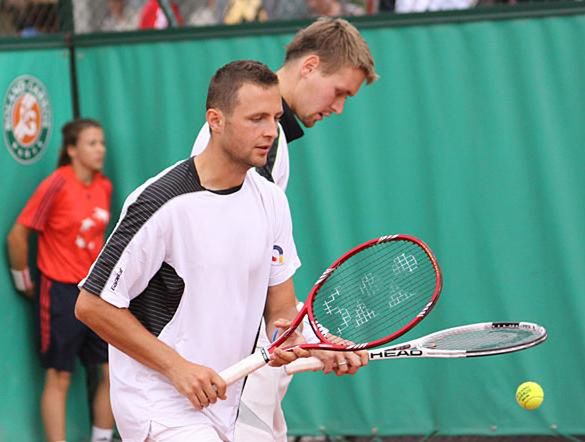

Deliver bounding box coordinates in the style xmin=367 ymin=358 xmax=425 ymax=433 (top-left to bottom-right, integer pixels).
xmin=12 ymin=2 xmax=59 ymax=37
xmin=377 ymin=0 xmax=396 ymax=12
xmin=378 ymin=0 xmax=522 ymax=12
xmin=71 ymin=0 xmax=96 ymax=34
xmin=395 ymin=0 xmax=477 ymax=12
xmin=140 ymin=0 xmax=184 ymax=29
xmin=223 ymin=0 xmax=268 ymax=24
xmin=305 ymin=0 xmax=365 ymax=17
xmin=263 ymin=0 xmax=309 ymax=20
xmin=188 ymin=0 xmax=220 ymax=26
xmin=6 ymin=119 xmax=114 ymax=442
xmin=477 ymin=0 xmax=520 ymax=5
xmin=102 ymin=0 xmax=139 ymax=32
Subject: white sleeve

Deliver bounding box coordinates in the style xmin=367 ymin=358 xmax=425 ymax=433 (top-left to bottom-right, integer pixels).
xmin=272 ymin=124 xmax=290 ymax=191
xmin=80 ymin=200 xmax=168 ymax=309
xmin=269 ymin=189 xmax=300 ymax=286
xmin=101 ymin=220 xmax=167 ymax=308
xmin=191 ymin=123 xmax=210 ymax=156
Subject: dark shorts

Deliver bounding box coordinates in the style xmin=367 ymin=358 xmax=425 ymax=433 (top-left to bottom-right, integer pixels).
xmin=36 ymin=274 xmax=108 ymax=372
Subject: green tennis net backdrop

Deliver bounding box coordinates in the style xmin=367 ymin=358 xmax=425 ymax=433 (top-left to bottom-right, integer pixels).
xmin=1 ymin=7 xmax=584 ymax=441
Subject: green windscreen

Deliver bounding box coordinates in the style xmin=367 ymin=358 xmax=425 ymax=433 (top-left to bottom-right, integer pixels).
xmin=1 ymin=8 xmax=584 ymax=440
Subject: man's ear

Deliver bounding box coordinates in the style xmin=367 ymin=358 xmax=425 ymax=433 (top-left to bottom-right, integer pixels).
xmin=300 ymin=54 xmax=321 ymax=77
xmin=66 ymin=144 xmax=76 ymax=160
xmin=207 ymin=108 xmax=224 ymax=132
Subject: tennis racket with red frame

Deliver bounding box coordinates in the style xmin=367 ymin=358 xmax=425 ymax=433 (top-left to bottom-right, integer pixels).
xmin=284 ymin=322 xmax=548 ymax=374
xmin=220 ymin=234 xmax=442 ymax=384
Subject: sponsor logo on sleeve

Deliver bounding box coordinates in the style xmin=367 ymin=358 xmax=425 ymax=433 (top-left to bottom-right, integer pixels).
xmin=110 ymin=267 xmax=123 ymax=291
xmin=272 ymin=245 xmax=284 ymax=264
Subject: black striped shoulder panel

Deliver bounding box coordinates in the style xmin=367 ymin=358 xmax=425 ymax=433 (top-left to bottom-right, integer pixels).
xmin=129 ymin=262 xmax=185 ymax=336
xmin=82 ymin=159 xmax=202 ymax=297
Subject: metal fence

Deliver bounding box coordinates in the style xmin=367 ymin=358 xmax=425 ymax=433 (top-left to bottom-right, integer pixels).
xmin=0 ymin=0 xmax=579 ymax=38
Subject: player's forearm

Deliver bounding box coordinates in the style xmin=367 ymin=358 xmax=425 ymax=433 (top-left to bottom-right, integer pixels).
xmin=6 ymin=224 xmax=30 ymax=270
xmin=264 ymin=278 xmax=301 ymax=339
xmin=75 ymin=290 xmax=185 ymax=377
xmin=265 ymin=305 xmax=300 ymax=339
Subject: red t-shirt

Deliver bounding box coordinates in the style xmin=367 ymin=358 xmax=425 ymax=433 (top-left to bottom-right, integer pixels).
xmin=139 ymin=0 xmax=184 ymax=29
xmin=18 ymin=165 xmax=112 ymax=283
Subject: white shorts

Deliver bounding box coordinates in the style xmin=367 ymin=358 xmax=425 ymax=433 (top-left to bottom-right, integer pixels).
xmin=234 ymin=364 xmax=291 ymax=442
xmin=234 ymin=310 xmax=312 ymax=442
xmin=146 ymin=420 xmax=225 ymax=442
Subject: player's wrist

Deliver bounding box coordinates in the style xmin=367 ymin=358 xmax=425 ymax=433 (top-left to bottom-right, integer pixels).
xmin=160 ymin=351 xmax=190 ymax=380
xmin=10 ymin=268 xmax=33 ymax=292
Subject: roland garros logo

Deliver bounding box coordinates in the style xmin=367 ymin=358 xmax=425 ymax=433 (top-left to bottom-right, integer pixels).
xmin=3 ymin=75 xmax=52 ymax=164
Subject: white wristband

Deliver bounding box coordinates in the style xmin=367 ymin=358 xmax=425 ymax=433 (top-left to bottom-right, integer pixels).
xmin=11 ymin=268 xmax=33 ymax=292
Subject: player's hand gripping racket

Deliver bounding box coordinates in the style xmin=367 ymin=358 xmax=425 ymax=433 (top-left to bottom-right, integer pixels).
xmin=284 ymin=322 xmax=547 ymax=374
xmin=219 ymin=234 xmax=442 ymax=385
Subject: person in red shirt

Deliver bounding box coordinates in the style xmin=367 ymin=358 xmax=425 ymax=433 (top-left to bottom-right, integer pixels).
xmin=7 ymin=119 xmax=114 ymax=442
xmin=139 ymin=0 xmax=184 ymax=29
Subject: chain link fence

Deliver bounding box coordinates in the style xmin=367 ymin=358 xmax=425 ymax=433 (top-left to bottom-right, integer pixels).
xmin=1 ymin=0 xmax=61 ymax=37
xmin=1 ymin=0 xmax=581 ymax=38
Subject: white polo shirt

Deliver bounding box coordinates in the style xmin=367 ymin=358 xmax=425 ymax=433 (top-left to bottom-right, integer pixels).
xmin=192 ymin=120 xmax=315 ymax=442
xmin=81 ymin=158 xmax=300 ymax=442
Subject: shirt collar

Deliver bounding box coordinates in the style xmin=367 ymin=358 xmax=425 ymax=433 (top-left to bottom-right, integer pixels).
xmin=280 ymin=99 xmax=304 ymax=144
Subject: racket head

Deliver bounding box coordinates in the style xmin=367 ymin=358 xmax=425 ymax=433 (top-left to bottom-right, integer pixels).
xmin=304 ymin=234 xmax=442 ymax=351
xmin=416 ymin=322 xmax=547 ymax=356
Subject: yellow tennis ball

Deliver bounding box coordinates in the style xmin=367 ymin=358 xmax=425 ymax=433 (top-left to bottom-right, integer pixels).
xmin=516 ymin=381 xmax=544 ymax=410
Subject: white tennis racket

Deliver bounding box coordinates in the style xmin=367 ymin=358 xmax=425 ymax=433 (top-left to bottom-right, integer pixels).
xmin=284 ymin=322 xmax=547 ymax=374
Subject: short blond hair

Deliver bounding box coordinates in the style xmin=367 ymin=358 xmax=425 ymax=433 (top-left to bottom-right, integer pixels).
xmin=284 ymin=17 xmax=378 ymax=84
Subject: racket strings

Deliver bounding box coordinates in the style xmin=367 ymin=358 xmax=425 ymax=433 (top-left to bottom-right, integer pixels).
xmin=311 ymin=240 xmax=439 ymax=346
xmin=310 ymin=286 xmax=432 ymax=345
xmin=422 ymin=328 xmax=543 ymax=351
xmin=326 ymin=242 xmax=435 ymax=285
xmin=318 ymin=241 xmax=435 ymax=290
xmin=333 ymin=240 xmax=430 ymax=282
xmin=322 ymin=296 xmax=430 ymax=347
xmin=312 ymin=242 xmax=435 ymax=315
xmin=317 ymin=271 xmax=436 ymax=340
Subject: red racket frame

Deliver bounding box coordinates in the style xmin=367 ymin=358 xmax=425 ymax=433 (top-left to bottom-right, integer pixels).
xmin=270 ymin=234 xmax=443 ymax=353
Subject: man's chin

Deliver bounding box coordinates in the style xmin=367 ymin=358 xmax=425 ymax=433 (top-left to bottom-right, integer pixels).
xmin=250 ymin=157 xmax=268 ymax=169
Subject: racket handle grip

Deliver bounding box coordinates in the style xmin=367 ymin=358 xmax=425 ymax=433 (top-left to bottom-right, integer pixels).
xmin=284 ymin=356 xmax=324 ymax=375
xmin=219 ymin=350 xmax=270 ymax=385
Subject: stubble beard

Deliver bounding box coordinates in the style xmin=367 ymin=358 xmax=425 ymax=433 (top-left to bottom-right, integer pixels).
xmin=298 ymin=113 xmax=317 ymax=128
